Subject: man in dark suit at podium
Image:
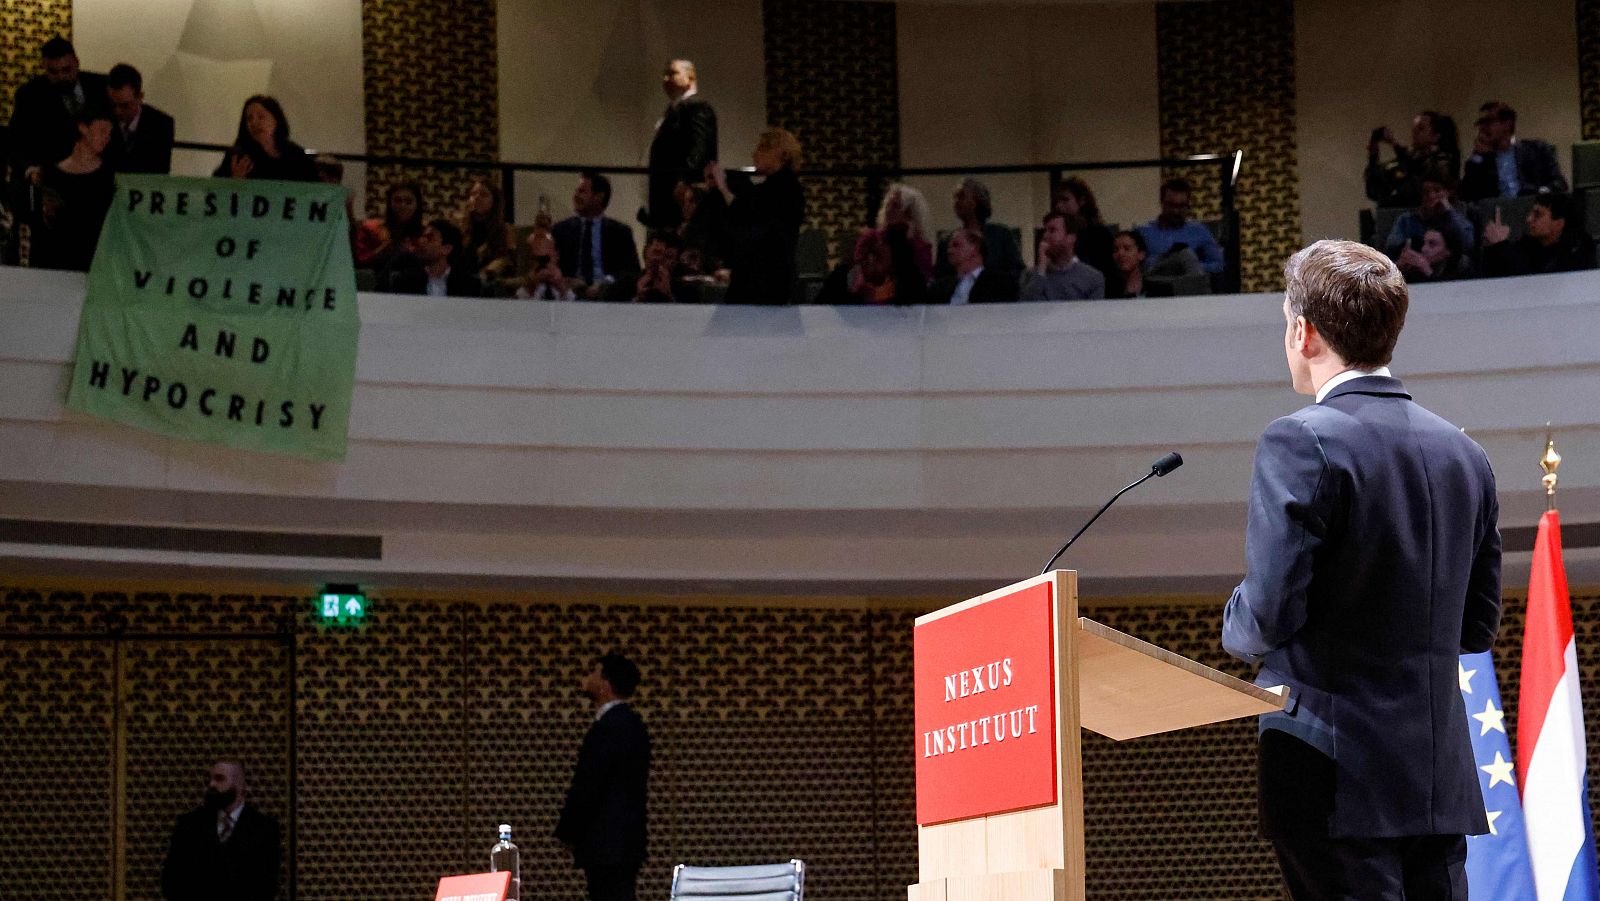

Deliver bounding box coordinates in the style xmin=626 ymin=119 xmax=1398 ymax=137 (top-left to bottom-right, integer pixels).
xmin=160 ymin=760 xmax=282 ymax=901
xmin=556 ymin=653 xmax=651 ymax=901
xmin=1222 ymin=240 xmax=1502 ymax=900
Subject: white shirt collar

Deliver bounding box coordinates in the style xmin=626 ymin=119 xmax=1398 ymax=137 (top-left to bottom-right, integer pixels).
xmin=1316 ymin=365 xmax=1392 ymax=403
xmin=595 ymin=699 xmax=626 ymax=722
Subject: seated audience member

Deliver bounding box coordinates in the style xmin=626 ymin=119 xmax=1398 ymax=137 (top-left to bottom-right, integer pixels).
xmin=1052 ymin=177 xmax=1116 ymax=281
xmin=31 ymin=107 xmax=115 ymax=271
xmin=819 ymin=226 xmax=927 ymax=305
xmin=103 ymin=63 xmax=173 ymax=175
xmin=1384 ymin=175 xmax=1475 ymax=258
xmin=1021 ymin=212 xmax=1105 ymax=301
xmin=553 ymin=171 xmax=640 ymax=299
xmin=930 ymin=228 xmax=1017 ymax=304
xmin=356 ymin=181 xmax=426 ymax=272
xmin=675 ymin=182 xmax=724 ymax=277
xmin=1460 ymin=101 xmax=1567 ymax=202
xmin=872 ymin=183 xmax=935 ymax=281
xmin=214 ymin=95 xmax=318 ymax=182
xmin=707 ymin=127 xmax=806 ymax=304
xmin=1136 ymin=179 xmax=1224 ymax=276
xmin=1395 ymin=227 xmax=1473 ymax=283
xmin=1365 ymin=111 xmax=1459 ymax=208
xmin=516 ymin=229 xmax=575 ymax=301
xmin=8 ymin=37 xmax=109 ymax=178
xmin=389 ymin=219 xmax=482 ymax=297
xmin=1480 ymin=193 xmax=1596 ymax=277
xmin=632 ymin=231 xmax=693 ymax=303
xmin=1108 ymin=230 xmax=1148 ymax=298
xmin=937 ymin=178 xmax=1023 ymax=279
xmin=458 ymin=175 xmax=519 ymax=283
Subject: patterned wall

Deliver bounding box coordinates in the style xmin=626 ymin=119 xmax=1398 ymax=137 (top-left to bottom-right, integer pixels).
xmin=1581 ymin=0 xmax=1600 ymax=141
xmin=1155 ymin=0 xmax=1301 ymax=293
xmin=360 ymin=0 xmax=500 ymax=221
xmin=4 ymin=582 xmax=1597 ymax=900
xmin=0 ymin=0 xmax=71 ymax=123
xmin=763 ymin=0 xmax=901 ymax=242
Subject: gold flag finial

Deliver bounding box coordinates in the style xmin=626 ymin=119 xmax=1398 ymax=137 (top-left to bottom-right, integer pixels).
xmin=1540 ymin=426 xmax=1561 ymax=510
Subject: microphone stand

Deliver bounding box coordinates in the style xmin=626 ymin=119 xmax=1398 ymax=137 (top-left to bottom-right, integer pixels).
xmin=1038 ymin=469 xmax=1161 ymax=576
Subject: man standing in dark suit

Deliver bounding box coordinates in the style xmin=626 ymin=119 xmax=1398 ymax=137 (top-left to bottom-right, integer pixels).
xmin=556 ymin=653 xmax=651 ymax=901
xmin=160 ymin=760 xmax=282 ymax=901
xmin=1459 ymin=101 xmax=1567 ymax=202
xmin=7 ymin=36 xmax=109 ymax=177
xmin=553 ymin=172 xmax=640 ymax=300
xmin=645 ymin=59 xmax=717 ymax=229
xmin=104 ymin=63 xmax=175 ymax=175
xmin=1223 ymin=240 xmax=1502 ymax=900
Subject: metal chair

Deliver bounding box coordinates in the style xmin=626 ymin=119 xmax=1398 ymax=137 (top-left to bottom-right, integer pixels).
xmin=670 ymin=860 xmax=805 ymax=901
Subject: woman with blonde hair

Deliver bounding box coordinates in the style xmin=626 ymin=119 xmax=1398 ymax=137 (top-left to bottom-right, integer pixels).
xmin=871 ymin=182 xmax=934 ymax=281
xmin=707 ymin=126 xmax=806 ymax=304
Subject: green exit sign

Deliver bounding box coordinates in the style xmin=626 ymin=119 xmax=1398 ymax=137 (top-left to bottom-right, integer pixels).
xmin=318 ymin=584 xmax=367 ymax=624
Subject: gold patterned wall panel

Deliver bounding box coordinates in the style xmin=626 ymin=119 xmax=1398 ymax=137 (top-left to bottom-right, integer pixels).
xmin=763 ymin=0 xmax=900 ymax=238
xmin=6 ymin=582 xmax=1596 ymax=900
xmin=1156 ymin=0 xmax=1301 ymax=293
xmin=361 ymin=0 xmax=499 ymax=221
xmin=1582 ymin=0 xmax=1600 ymax=140
xmin=0 ymin=0 xmax=71 ymax=123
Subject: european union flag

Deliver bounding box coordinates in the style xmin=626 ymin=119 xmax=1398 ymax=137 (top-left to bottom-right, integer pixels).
xmin=1460 ymin=650 xmax=1537 ymax=896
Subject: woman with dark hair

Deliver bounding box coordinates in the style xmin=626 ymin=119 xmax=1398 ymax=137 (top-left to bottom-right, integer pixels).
xmin=32 ymin=107 xmax=116 ymax=271
xmin=1366 ymin=111 xmax=1461 ymax=208
xmin=1397 ymin=226 xmax=1473 ymax=283
xmin=214 ymin=95 xmax=318 ymax=182
xmin=1108 ymin=230 xmax=1149 ymax=298
xmin=1052 ymin=176 xmax=1116 ymax=282
xmin=706 ymin=126 xmax=806 ymax=304
xmin=355 ymin=181 xmax=426 ymax=272
xmin=457 ymin=175 xmax=517 ymax=281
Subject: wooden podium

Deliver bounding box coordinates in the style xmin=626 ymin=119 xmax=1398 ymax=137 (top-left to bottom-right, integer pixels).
xmin=908 ymin=571 xmax=1286 ymax=901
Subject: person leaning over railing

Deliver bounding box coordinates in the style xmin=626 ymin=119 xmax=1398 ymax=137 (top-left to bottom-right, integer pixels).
xmin=213 ymin=95 xmax=317 ymax=183
xmin=705 ymin=127 xmax=805 ymax=305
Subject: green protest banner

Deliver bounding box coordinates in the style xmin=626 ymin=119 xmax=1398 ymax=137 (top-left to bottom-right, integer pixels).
xmin=66 ymin=175 xmax=360 ymax=461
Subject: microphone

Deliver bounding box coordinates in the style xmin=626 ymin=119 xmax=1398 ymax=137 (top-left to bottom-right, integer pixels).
xmin=1038 ymin=452 xmax=1184 ymax=575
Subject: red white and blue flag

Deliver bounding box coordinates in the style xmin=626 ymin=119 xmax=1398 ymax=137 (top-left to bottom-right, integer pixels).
xmin=1518 ymin=510 xmax=1600 ymax=901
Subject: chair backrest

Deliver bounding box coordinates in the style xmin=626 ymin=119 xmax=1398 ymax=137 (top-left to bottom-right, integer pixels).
xmin=1573 ymin=141 xmax=1600 ymax=190
xmin=793 ymin=230 xmax=828 ymax=278
xmin=1473 ymin=195 xmax=1541 ymax=246
xmin=671 ymin=860 xmax=805 ymax=901
xmin=1370 ymin=206 xmax=1406 ymax=250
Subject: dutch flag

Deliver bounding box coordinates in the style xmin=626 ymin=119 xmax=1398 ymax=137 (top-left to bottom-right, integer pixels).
xmin=1517 ymin=509 xmax=1600 ymax=901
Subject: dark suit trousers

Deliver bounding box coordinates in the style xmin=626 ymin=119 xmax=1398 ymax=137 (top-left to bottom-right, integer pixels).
xmin=1262 ymin=731 xmax=1468 ymax=900
xmin=584 ymin=865 xmax=639 ymax=901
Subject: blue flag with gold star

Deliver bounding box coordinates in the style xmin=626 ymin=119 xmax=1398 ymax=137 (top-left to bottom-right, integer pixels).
xmin=1459 ymin=650 xmax=1537 ymax=897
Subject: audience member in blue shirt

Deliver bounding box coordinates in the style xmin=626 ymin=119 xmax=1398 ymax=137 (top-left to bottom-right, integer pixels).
xmin=1383 ymin=176 xmax=1475 ymax=259
xmin=1135 ymin=178 xmax=1225 ymax=275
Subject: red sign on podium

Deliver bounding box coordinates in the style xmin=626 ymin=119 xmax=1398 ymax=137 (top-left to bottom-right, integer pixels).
xmin=913 ymin=580 xmax=1058 ymax=825
xmin=434 ymin=871 xmax=511 ymax=901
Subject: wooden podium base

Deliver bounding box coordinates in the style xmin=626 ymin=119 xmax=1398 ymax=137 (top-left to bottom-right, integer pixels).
xmin=910 ymin=869 xmax=1072 ymax=901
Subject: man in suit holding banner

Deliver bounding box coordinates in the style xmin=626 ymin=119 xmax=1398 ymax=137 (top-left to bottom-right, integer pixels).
xmin=1222 ymin=240 xmax=1503 ymax=900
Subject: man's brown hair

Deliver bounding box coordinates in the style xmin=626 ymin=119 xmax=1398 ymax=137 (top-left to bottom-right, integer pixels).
xmin=1283 ymin=240 xmax=1409 ymax=369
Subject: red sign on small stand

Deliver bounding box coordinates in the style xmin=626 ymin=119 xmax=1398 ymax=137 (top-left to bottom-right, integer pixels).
xmin=913 ymin=580 xmax=1058 ymax=825
xmin=435 ymin=871 xmax=511 ymax=901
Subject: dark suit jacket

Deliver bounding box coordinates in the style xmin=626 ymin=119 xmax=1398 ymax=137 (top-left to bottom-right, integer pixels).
xmin=647 ymin=96 xmax=717 ymax=227
xmin=721 ymin=167 xmax=805 ymax=304
xmin=106 ymin=104 xmax=175 ymax=174
xmin=555 ymin=703 xmax=652 ymax=871
xmin=7 ymin=72 xmax=110 ymax=171
xmin=1222 ymin=376 xmax=1501 ymax=839
xmin=1459 ymin=139 xmax=1567 ymax=202
xmin=930 ymin=267 xmax=1019 ymax=304
xmin=160 ymin=804 xmax=282 ymax=901
xmin=1481 ymin=232 xmax=1597 ymax=277
xmin=552 ymin=215 xmax=640 ymax=282
xmin=387 ymin=264 xmax=483 ymax=297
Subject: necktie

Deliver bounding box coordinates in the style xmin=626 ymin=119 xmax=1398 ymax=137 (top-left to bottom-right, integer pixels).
xmin=579 ymin=219 xmax=595 ymax=282
xmin=217 ymin=810 xmax=234 ymax=843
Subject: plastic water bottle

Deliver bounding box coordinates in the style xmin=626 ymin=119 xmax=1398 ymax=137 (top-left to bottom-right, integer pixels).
xmin=490 ymin=823 xmax=520 ymax=900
